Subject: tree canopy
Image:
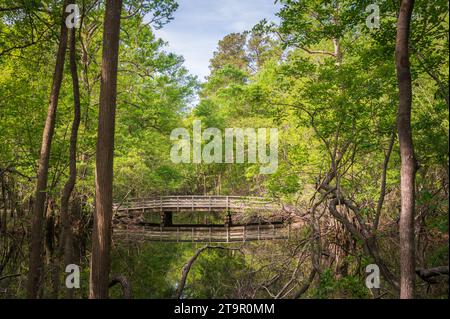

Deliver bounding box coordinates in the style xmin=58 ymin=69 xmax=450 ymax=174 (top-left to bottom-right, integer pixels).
xmin=0 ymin=0 xmax=448 ymax=300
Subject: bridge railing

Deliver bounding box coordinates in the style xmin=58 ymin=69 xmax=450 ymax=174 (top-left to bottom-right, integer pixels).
xmin=113 ymin=195 xmax=280 ymax=213
xmin=114 ymin=223 xmax=291 ymax=243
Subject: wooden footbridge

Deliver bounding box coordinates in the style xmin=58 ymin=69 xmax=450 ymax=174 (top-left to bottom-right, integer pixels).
xmin=113 ymin=196 xmax=292 ymax=243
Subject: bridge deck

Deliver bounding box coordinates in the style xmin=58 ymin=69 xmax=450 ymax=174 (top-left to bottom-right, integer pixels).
xmin=114 ymin=195 xmax=280 ymax=213
xmin=113 ymin=196 xmax=290 ymax=243
xmin=114 ymin=224 xmax=291 ymax=243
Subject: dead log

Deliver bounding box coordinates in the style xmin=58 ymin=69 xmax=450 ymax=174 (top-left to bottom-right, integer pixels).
xmin=416 ymin=266 xmax=449 ymax=283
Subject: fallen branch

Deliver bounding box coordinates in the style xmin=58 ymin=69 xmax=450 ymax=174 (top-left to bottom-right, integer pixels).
xmin=416 ymin=266 xmax=449 ymax=283
xmin=113 ymin=189 xmax=133 ymax=213
xmin=0 ymin=273 xmax=21 ymax=282
xmin=109 ymin=275 xmax=132 ymax=299
xmin=292 ymin=269 xmax=317 ymax=299
xmin=175 ymin=245 xmax=242 ymax=299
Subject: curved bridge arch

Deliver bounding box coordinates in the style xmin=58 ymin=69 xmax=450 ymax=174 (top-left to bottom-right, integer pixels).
xmin=113 ymin=195 xmax=280 ymax=213
xmin=113 ymin=195 xmax=292 ymax=243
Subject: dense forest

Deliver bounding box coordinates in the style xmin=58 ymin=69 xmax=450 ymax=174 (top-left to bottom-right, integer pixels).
xmin=0 ymin=0 xmax=448 ymax=299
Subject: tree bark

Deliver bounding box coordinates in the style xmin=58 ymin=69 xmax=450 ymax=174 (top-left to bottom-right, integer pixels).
xmin=292 ymin=269 xmax=316 ymax=299
xmin=374 ymin=131 xmax=396 ymax=231
xmin=89 ymin=0 xmax=122 ymax=299
xmin=109 ymin=275 xmax=132 ymax=299
xmin=27 ymin=0 xmax=71 ymax=299
xmin=57 ymin=25 xmax=81 ymax=299
xmin=395 ymin=0 xmax=417 ymax=299
xmin=1 ymin=171 xmax=7 ymax=234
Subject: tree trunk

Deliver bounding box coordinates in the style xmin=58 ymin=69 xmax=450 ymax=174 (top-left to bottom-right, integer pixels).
xmin=1 ymin=171 xmax=7 ymax=234
xmin=395 ymin=0 xmax=416 ymax=299
xmin=57 ymin=25 xmax=81 ymax=299
xmin=89 ymin=0 xmax=122 ymax=299
xmin=27 ymin=0 xmax=71 ymax=299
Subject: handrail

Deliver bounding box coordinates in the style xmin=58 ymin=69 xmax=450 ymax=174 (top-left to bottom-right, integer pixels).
xmin=113 ymin=195 xmax=280 ymax=213
xmin=114 ymin=223 xmax=290 ymax=243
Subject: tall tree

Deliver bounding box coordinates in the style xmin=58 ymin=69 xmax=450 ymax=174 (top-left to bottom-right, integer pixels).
xmin=396 ymin=0 xmax=417 ymax=299
xmin=209 ymin=32 xmax=248 ymax=72
xmin=26 ymin=0 xmax=72 ymax=299
xmin=247 ymin=32 xmax=281 ymax=72
xmin=58 ymin=24 xmax=82 ymax=299
xmin=89 ymin=0 xmax=123 ymax=299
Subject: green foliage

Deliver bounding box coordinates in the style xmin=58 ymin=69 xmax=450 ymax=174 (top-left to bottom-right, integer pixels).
xmin=0 ymin=0 xmax=448 ymax=299
xmin=111 ymin=243 xmax=183 ymax=298
xmin=312 ymin=268 xmax=369 ymax=299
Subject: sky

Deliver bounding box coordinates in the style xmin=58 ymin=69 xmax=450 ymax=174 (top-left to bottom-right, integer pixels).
xmin=152 ymin=0 xmax=281 ymax=81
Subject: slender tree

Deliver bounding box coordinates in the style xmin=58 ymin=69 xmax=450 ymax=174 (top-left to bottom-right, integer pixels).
xmin=89 ymin=0 xmax=123 ymax=299
xmin=1 ymin=171 xmax=7 ymax=234
xmin=57 ymin=24 xmax=82 ymax=299
xmin=27 ymin=0 xmax=72 ymax=299
xmin=395 ymin=0 xmax=417 ymax=299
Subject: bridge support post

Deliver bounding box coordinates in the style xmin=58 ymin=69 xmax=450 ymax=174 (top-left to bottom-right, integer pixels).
xmin=225 ymin=212 xmax=232 ymax=226
xmin=161 ymin=211 xmax=173 ymax=227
